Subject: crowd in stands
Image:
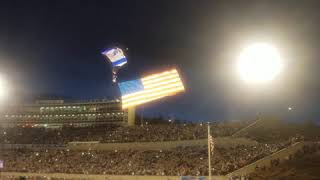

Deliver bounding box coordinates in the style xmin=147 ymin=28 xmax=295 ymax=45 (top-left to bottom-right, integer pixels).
xmin=239 ymin=119 xmax=320 ymax=143
xmin=1 ymin=118 xmax=316 ymax=145
xmin=0 ymin=119 xmax=318 ymax=179
xmin=0 ymin=141 xmax=295 ymax=176
xmin=0 ymin=123 xmax=244 ymax=144
xmin=247 ymin=142 xmax=320 ymax=180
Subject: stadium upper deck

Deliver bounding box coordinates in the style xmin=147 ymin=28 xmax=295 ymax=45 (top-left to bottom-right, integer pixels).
xmin=0 ymin=99 xmax=127 ymax=128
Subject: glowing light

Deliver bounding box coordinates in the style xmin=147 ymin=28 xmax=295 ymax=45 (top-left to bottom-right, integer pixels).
xmin=122 ymin=86 xmax=184 ymax=109
xmin=119 ymin=69 xmax=185 ymax=109
xmin=0 ymin=76 xmax=8 ymax=101
xmin=237 ymin=43 xmax=283 ymax=83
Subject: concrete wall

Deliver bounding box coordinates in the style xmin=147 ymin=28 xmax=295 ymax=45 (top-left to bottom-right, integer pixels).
xmin=0 ymin=172 xmax=227 ymax=180
xmin=67 ymin=137 xmax=258 ymax=151
xmin=0 ymin=137 xmax=257 ymax=151
xmin=0 ymin=143 xmax=65 ymax=150
xmin=226 ymin=141 xmax=308 ymax=178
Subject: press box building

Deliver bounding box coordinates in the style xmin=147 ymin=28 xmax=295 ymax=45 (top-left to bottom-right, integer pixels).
xmin=0 ymin=99 xmax=128 ymax=128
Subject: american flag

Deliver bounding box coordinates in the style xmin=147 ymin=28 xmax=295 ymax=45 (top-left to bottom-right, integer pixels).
xmin=118 ymin=69 xmax=185 ymax=109
xmin=208 ymin=134 xmax=215 ymax=155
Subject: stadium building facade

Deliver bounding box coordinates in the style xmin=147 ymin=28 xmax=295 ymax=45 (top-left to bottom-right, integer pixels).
xmin=0 ymin=99 xmax=128 ymax=128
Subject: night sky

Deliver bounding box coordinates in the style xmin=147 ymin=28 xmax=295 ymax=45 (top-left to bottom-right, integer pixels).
xmin=0 ymin=1 xmax=319 ymax=122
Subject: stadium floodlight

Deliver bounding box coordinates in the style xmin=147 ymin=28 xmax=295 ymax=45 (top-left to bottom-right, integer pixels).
xmin=118 ymin=69 xmax=185 ymax=109
xmin=0 ymin=75 xmax=8 ymax=101
xmin=237 ymin=43 xmax=283 ymax=84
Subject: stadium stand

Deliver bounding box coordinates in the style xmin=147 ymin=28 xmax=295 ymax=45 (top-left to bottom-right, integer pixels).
xmin=0 ymin=123 xmax=244 ymax=144
xmin=248 ymin=142 xmax=320 ymax=180
xmin=0 ymin=119 xmax=319 ymax=179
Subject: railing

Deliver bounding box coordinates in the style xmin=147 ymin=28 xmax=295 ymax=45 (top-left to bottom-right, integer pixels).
xmin=0 ymin=172 xmax=227 ymax=180
xmin=0 ymin=144 xmax=65 ymax=150
xmin=0 ymin=137 xmax=257 ymax=151
xmin=67 ymin=137 xmax=258 ymax=151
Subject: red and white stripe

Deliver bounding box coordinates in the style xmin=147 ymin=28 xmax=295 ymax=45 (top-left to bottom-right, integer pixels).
xmin=122 ymin=69 xmax=185 ymax=109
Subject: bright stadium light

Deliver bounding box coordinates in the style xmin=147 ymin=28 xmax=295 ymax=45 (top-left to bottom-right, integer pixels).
xmin=237 ymin=43 xmax=283 ymax=84
xmin=288 ymin=106 xmax=293 ymax=111
xmin=0 ymin=76 xmax=8 ymax=101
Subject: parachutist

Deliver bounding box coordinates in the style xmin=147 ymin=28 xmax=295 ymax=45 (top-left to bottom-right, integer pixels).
xmin=101 ymin=47 xmax=127 ymax=83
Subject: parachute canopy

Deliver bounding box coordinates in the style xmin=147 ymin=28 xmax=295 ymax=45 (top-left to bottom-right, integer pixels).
xmin=102 ymin=47 xmax=127 ymax=83
xmin=102 ymin=47 xmax=127 ymax=68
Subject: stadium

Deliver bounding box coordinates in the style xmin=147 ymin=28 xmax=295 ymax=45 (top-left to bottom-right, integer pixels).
xmin=1 ymin=1 xmax=320 ymax=180
xmin=0 ymin=108 xmax=319 ymax=179
xmin=0 ymin=99 xmax=128 ymax=128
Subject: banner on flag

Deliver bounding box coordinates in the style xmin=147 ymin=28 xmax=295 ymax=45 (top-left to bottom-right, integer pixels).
xmin=118 ymin=69 xmax=185 ymax=109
